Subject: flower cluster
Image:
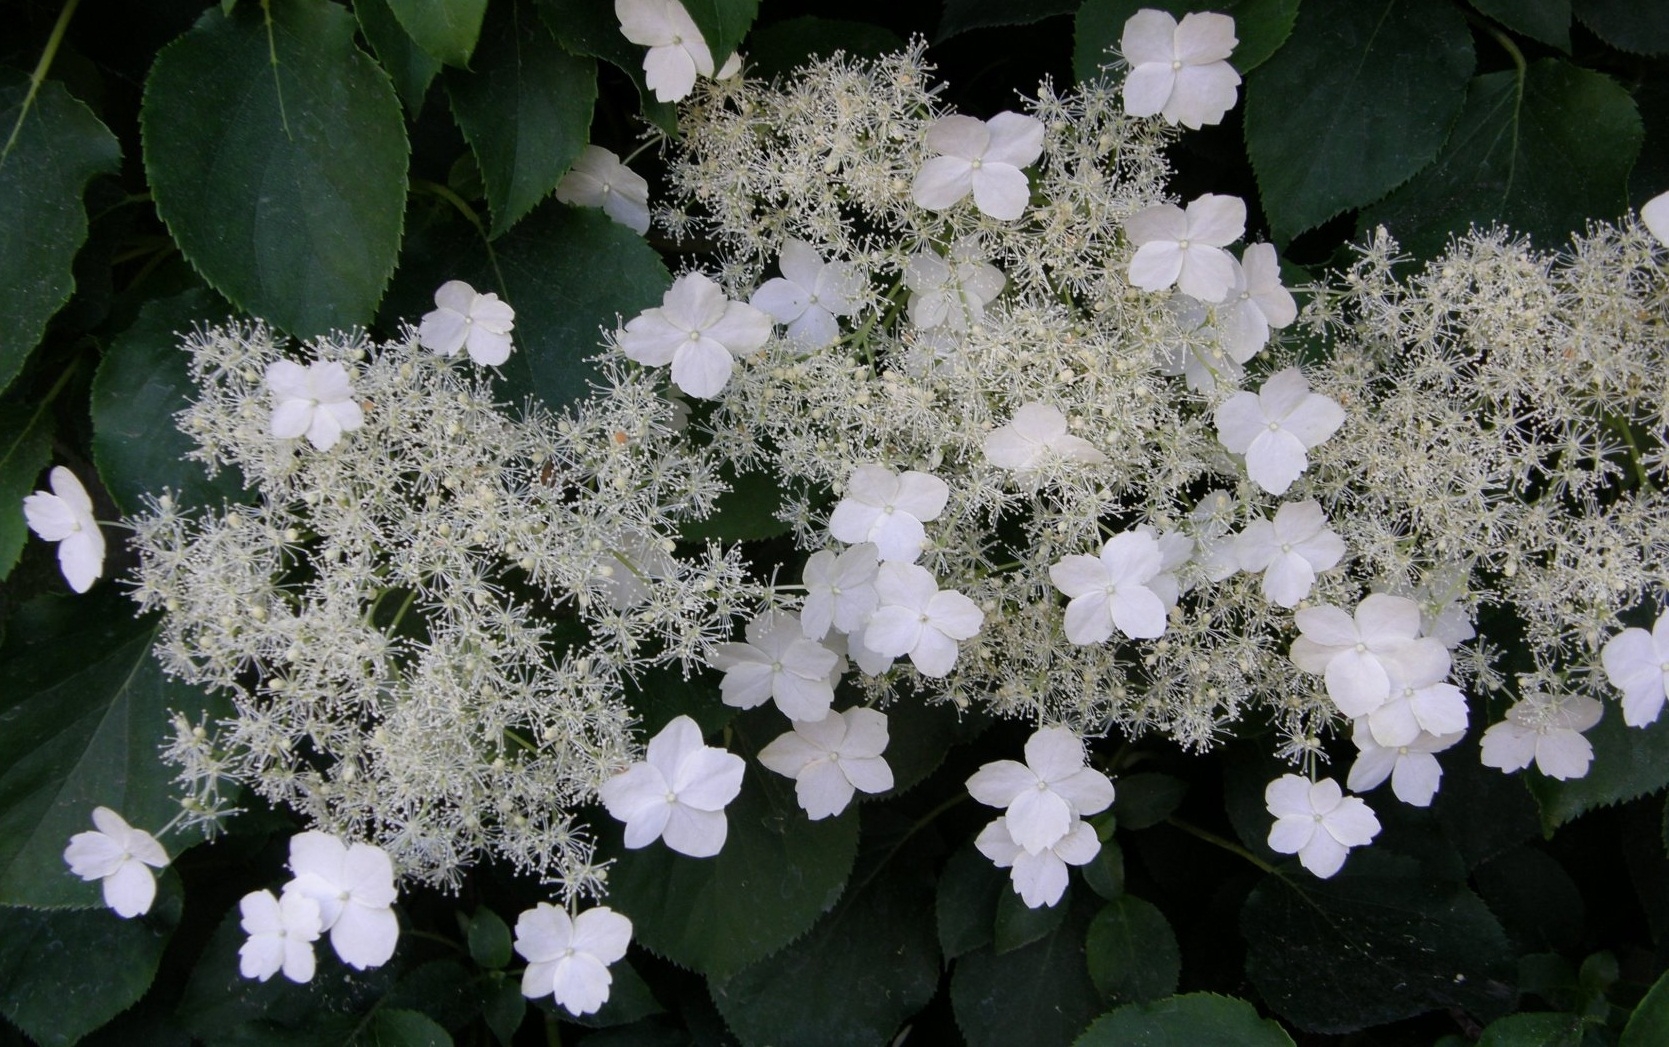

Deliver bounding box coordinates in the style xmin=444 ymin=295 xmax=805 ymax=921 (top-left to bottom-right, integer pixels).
xmin=237 ymin=831 xmax=400 ymax=982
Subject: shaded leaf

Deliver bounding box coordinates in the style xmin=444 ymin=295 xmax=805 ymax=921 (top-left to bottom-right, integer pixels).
xmin=678 ymin=464 xmax=789 ymax=542
xmin=1432 ymin=730 xmax=1540 ymax=869
xmin=745 ymin=17 xmax=906 ymax=80
xmin=142 ymin=0 xmax=408 ymax=338
xmin=1470 ymin=0 xmax=1571 ymax=51
xmin=995 ymin=879 xmax=1069 ymax=953
xmin=680 ymin=0 xmax=760 ymax=69
xmin=536 ymin=0 xmax=676 ymax=134
xmin=480 ymin=980 xmax=526 ymax=1045
xmin=937 ymin=837 xmax=1006 ymax=960
xmin=939 ymin=0 xmax=1079 ymax=42
xmin=1472 ymin=845 xmax=1585 ymax=954
xmin=1528 ymin=702 xmax=1669 ymax=831
xmin=1110 ymin=772 xmax=1186 ymax=830
xmin=1080 ymin=829 xmax=1125 ymax=900
xmin=467 ymin=907 xmax=512 ymax=969
xmin=1573 ymin=0 xmax=1669 ymax=55
xmin=357 ymin=0 xmax=443 ymax=112
xmin=951 ymin=887 xmax=1104 ymax=1047
xmin=1085 ymin=895 xmax=1179 ymax=1005
xmin=1074 ymin=992 xmax=1296 ymax=1046
xmin=1623 ymin=965 xmax=1669 ymax=1046
xmin=387 ymin=0 xmax=488 ymax=67
xmin=1476 ymin=1011 xmax=1588 ymax=1046
xmin=1073 ymin=0 xmax=1299 ymax=83
xmin=0 ymin=402 xmax=55 ymax=581
xmin=360 ymin=1008 xmax=453 ymax=1046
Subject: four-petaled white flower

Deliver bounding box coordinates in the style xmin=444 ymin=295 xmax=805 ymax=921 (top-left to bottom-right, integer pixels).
xmin=975 ymin=815 xmax=1100 ymax=909
xmin=238 ymin=889 xmax=322 ymax=983
xmin=1233 ymin=499 xmax=1346 ymax=608
xmin=800 ymin=543 xmax=880 ymax=641
xmin=1127 ymin=193 xmax=1246 ymax=302
xmin=904 ymin=241 xmax=1006 ymax=332
xmin=1290 ymin=594 xmax=1450 ymax=718
xmin=598 ymin=715 xmax=745 ymax=857
xmin=514 ymin=903 xmax=633 ymax=1017
xmin=24 ymin=466 xmax=105 ymax=593
xmin=417 ymin=280 xmax=516 ymax=366
xmin=555 ymin=145 xmax=651 ymax=235
xmin=284 ymin=831 xmax=401 ymax=970
xmin=1347 ymin=721 xmax=1463 ymax=808
xmin=966 ymin=726 xmax=1116 ymax=855
xmin=827 ymin=465 xmax=949 ymax=563
xmin=758 ymin=707 xmax=895 ymax=820
xmin=1264 ymin=775 xmax=1379 ymax=878
xmin=750 ymin=240 xmax=864 ymax=348
xmin=912 ymin=112 xmax=1045 ymax=221
xmin=265 ymin=359 xmax=366 ymax=452
xmin=1218 ymin=244 xmax=1297 ymax=362
xmin=864 ymin=561 xmax=984 ymax=677
xmin=63 ymin=807 xmax=169 ymax=918
xmin=1601 ymin=613 xmax=1669 ymax=727
xmin=615 ymin=0 xmax=718 ymax=103
xmin=1642 ymin=190 xmax=1669 ymax=246
xmin=620 ymin=272 xmax=773 ymax=399
xmin=709 ymin=610 xmax=840 ymax=722
xmin=1214 ymin=367 xmax=1345 ymax=495
xmin=1365 ymin=666 xmax=1469 ymax=749
xmin=1480 ymin=693 xmax=1603 ymax=780
xmin=983 ymin=403 xmax=1108 ymax=477
xmin=1120 ymin=10 xmax=1241 ymax=129
xmin=1050 ymin=530 xmax=1174 ymax=644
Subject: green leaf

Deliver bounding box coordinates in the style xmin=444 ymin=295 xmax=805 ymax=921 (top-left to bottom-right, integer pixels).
xmin=386 ymin=0 xmax=488 ymax=67
xmin=561 ymin=958 xmax=664 ymax=1029
xmin=951 ymin=887 xmax=1104 ymax=1047
xmin=1623 ymin=965 xmax=1669 ymax=1046
xmin=1240 ymin=862 xmax=1517 ymax=1034
xmin=0 ymin=74 xmax=121 ymax=394
xmin=1432 ymin=731 xmax=1541 ymax=869
xmin=680 ymin=0 xmax=760 ymax=68
xmin=0 ymin=888 xmax=182 ymax=1047
xmin=0 ymin=593 xmax=220 ymax=908
xmin=678 ymin=464 xmax=789 ymax=542
xmin=0 ymin=402 xmax=54 ymax=581
xmin=142 ymin=0 xmax=409 ymax=338
xmin=599 ymin=712 xmax=860 ymax=980
xmin=480 ymin=980 xmax=526 ymax=1044
xmin=1478 ymin=1011 xmax=1588 ymax=1047
xmin=360 ymin=1009 xmax=453 ymax=1046
xmin=1470 ymin=0 xmax=1572 ymax=51
xmin=937 ymin=837 xmax=1006 ymax=960
xmin=91 ymin=286 xmax=249 ymax=516
xmin=1074 ymin=993 xmax=1296 ymax=1046
xmin=1365 ymin=60 xmax=1643 ymax=259
xmin=536 ymin=0 xmax=676 ymax=135
xmin=745 ymin=17 xmax=907 ymax=80
xmin=1471 ymin=845 xmax=1585 ymax=954
xmin=939 ymin=0 xmax=1079 ymax=41
xmin=467 ymin=907 xmax=513 ymax=969
xmin=864 ymin=691 xmax=975 ymax=799
xmin=357 ymin=0 xmax=443 ymax=112
xmin=710 ymin=811 xmax=942 ymax=1047
xmin=445 ymin=1 xmax=597 ymax=238
xmin=1073 ymin=0 xmax=1299 ymax=83
xmin=1244 ymin=0 xmax=1474 ymax=242
xmin=1573 ymin=0 xmax=1669 ymax=54
xmin=1110 ymin=772 xmax=1187 ymax=830
xmin=1528 ymin=702 xmax=1669 ymax=831
xmin=1085 ymin=895 xmax=1179 ymax=1005
xmin=1080 ymin=830 xmax=1125 ymax=900
xmin=995 ymin=879 xmax=1069 ymax=953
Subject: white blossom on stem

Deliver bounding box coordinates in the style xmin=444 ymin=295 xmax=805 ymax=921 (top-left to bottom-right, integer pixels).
xmin=555 ymin=145 xmax=651 ymax=235
xmin=1120 ymin=10 xmax=1240 ymax=129
xmin=1214 ymin=367 xmax=1345 ymax=495
xmin=800 ymin=543 xmax=880 ymax=641
xmin=1290 ymin=594 xmax=1450 ymax=718
xmin=1233 ymin=499 xmax=1346 ymax=608
xmin=1365 ymin=668 xmax=1469 ymax=749
xmin=983 ymin=402 xmax=1108 ymax=477
xmin=904 ymin=241 xmax=1006 ymax=333
xmin=965 ymin=726 xmax=1116 ymax=855
xmin=827 ymin=465 xmax=949 ymax=563
xmin=758 ymin=707 xmax=894 ymax=820
xmin=1642 ymin=190 xmax=1669 ymax=246
xmin=265 ymin=359 xmax=366 ymax=451
xmin=1050 ymin=530 xmax=1174 ymax=644
xmin=1601 ymin=613 xmax=1669 ymax=727
xmin=619 ymin=272 xmax=773 ymax=399
xmin=709 ymin=610 xmax=840 ymax=722
xmin=975 ymin=815 xmax=1100 ymax=908
xmin=1126 ymin=193 xmax=1246 ymax=302
xmin=912 ymin=112 xmax=1045 ymax=221
xmin=1265 ymin=775 xmax=1379 ymax=878
xmin=1480 ymin=693 xmax=1603 ymax=780
xmin=750 ymin=240 xmax=863 ymax=348
xmin=864 ymin=562 xmax=983 ymax=677
xmin=1218 ymin=243 xmax=1297 ymax=361
xmin=615 ymin=0 xmax=716 ymax=103
xmin=418 ymin=280 xmax=515 ymax=366
xmin=284 ymin=831 xmax=401 ymax=970
xmin=238 ymin=889 xmax=322 ymax=983
xmin=598 ymin=715 xmax=745 ymax=858
xmin=24 ymin=466 xmax=105 ymax=593
xmin=514 ymin=903 xmax=633 ymax=1017
xmin=1347 ymin=721 xmax=1463 ymax=808
xmin=63 ymin=807 xmax=168 ymax=918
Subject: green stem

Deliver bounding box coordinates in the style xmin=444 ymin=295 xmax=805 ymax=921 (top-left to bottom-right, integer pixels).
xmin=260 ymin=0 xmax=293 ymax=138
xmin=1 ymin=0 xmax=81 ymax=166
xmin=410 ymin=178 xmax=508 ymax=292
xmin=1165 ymin=815 xmax=1282 ymax=876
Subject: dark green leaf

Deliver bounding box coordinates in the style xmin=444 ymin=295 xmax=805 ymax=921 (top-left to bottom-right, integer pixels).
xmin=951 ymin=887 xmax=1104 ymax=1047
xmin=446 ymin=1 xmax=597 ymax=238
xmin=1623 ymin=965 xmax=1669 ymax=1045
xmin=1110 ymin=772 xmax=1187 ymax=830
xmin=710 ymin=812 xmax=941 ymax=1047
xmin=1240 ymin=861 xmax=1516 ymax=1033
xmin=995 ymin=879 xmax=1069 ymax=953
xmin=387 ymin=0 xmax=488 ymax=67
xmin=91 ymin=286 xmax=248 ymax=516
xmin=480 ymin=980 xmax=526 ymax=1044
xmin=0 ymin=74 xmax=121 ymax=394
xmin=560 ymin=958 xmax=664 ymax=1028
xmin=1573 ymin=0 xmax=1669 ymax=54
xmin=0 ymin=888 xmax=181 ymax=1047
xmin=745 ymin=18 xmax=906 ymax=80
xmin=0 ymin=403 xmax=54 ymax=581
xmin=142 ymin=0 xmax=409 ymax=338
xmin=384 ymin=959 xmax=476 ymax=1030
xmin=357 ymin=0 xmax=442 ymax=112
xmin=679 ymin=464 xmax=789 ymax=542
xmin=1432 ymin=731 xmax=1540 ymax=869
xmin=937 ymin=837 xmax=1006 ymax=960
xmin=1081 ymin=830 xmax=1125 ymax=900
xmin=359 ymin=1008 xmax=453 ymax=1046
xmin=861 ymin=691 xmax=973 ymax=799
xmin=1085 ymin=895 xmax=1179 ymax=1005
xmin=680 ymin=0 xmax=760 ymax=69
xmin=1366 ymin=60 xmax=1643 ymax=259
xmin=1528 ymin=701 xmax=1669 ymax=831
xmin=1470 ymin=0 xmax=1571 ymax=51
xmin=1073 ymin=0 xmax=1299 ymax=83
xmin=1244 ymin=0 xmax=1474 ymax=241
xmin=534 ymin=0 xmax=676 ymax=134
xmin=467 ymin=907 xmax=513 ymax=969
xmin=1472 ymin=846 xmax=1585 ymax=954
xmin=1074 ymin=992 xmax=1296 ymax=1046
xmin=939 ymin=0 xmax=1078 ymax=41
xmin=1478 ymin=1011 xmax=1588 ymax=1047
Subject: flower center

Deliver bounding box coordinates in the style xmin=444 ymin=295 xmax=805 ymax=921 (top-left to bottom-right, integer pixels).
xmin=1177 ymin=238 xmax=1190 ymax=250
xmin=1280 ymin=542 xmax=1292 ymax=554
xmin=1354 ymin=642 xmax=1368 ymax=653
xmin=1171 ymin=59 xmax=1183 ymax=71
xmin=664 ymin=790 xmax=678 ymax=804
xmin=1267 ymin=421 xmax=1281 ymax=431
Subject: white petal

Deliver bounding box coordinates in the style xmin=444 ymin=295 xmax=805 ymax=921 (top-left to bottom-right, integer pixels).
xmin=670 ymin=338 xmax=735 ymax=399
xmin=967 ymin=760 xmax=1039 ymax=808
xmin=912 ymin=156 xmax=973 ymax=211
xmin=1128 ymin=241 xmax=1184 ymax=292
xmin=551 ymin=954 xmax=614 ymax=1015
xmin=1008 ymin=849 xmax=1070 ymax=908
xmin=1122 ymin=64 xmax=1177 ymax=119
xmin=1389 ymin=752 xmax=1442 ymax=806
xmin=982 ymin=112 xmax=1045 ymax=167
xmin=330 ymin=902 xmax=399 ymax=969
xmin=970 ymin=165 xmax=1031 ymax=221
xmin=751 ymin=277 xmax=809 ymax=324
xmin=795 ymin=759 xmax=856 ymax=819
xmin=1641 ymin=190 xmax=1669 ymax=245
xmin=571 ymin=906 xmax=633 ymax=965
xmin=1121 ymin=9 xmax=1180 ymax=66
xmin=103 ymin=860 xmax=157 ymax=918
xmin=661 ymin=804 xmax=727 ymax=857
xmin=924 ymin=114 xmax=991 ymax=159
xmin=1243 ymin=428 xmax=1309 ymax=495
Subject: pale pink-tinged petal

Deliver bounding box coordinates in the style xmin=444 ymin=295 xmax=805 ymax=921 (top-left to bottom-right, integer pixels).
xmin=1267 ymin=817 xmax=1315 ymax=855
xmin=974 ymin=817 xmax=1022 ymax=867
xmin=840 ymin=708 xmax=890 ymax=757
xmin=1126 ymin=204 xmax=1188 ymax=244
xmin=622 ymin=800 xmax=672 ymax=849
xmin=1295 ymin=604 xmax=1359 ymax=648
xmin=1479 ymin=721 xmax=1537 ymax=773
xmin=599 ymin=763 xmax=671 ymax=828
xmin=1367 ymin=697 xmax=1421 ymax=749
xmin=1321 ymin=797 xmax=1380 ymax=847
xmin=862 ymin=606 xmax=923 ymax=659
xmin=1347 ymin=744 xmax=1397 ymax=793
xmin=465 ymin=327 xmax=513 ymax=367
xmin=840 ymin=755 xmax=894 ymax=795
xmin=1298 ymin=832 xmax=1349 ymax=877
xmin=1390 ymin=752 xmax=1442 ymax=806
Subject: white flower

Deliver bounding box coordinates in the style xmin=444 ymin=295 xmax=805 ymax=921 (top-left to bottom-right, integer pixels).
xmin=1290 ymin=594 xmax=1451 ymax=718
xmin=965 ymin=726 xmax=1116 ymax=855
xmin=1218 ymin=244 xmax=1297 ymax=361
xmin=709 ymin=611 xmax=840 ymax=722
xmin=1049 ymin=530 xmax=1173 ymax=644
xmin=983 ymin=403 xmax=1108 ymax=477
xmin=1265 ymin=775 xmax=1379 ymax=878
xmin=1601 ymin=614 xmax=1669 ymax=727
xmin=863 ymin=561 xmax=984 ymax=677
xmin=1642 ymin=190 xmax=1669 ymax=246
xmin=844 ymin=620 xmax=900 ymax=676
xmin=1127 ymin=193 xmax=1246 ymax=302
xmin=904 ymin=241 xmax=1006 ymax=332
xmin=598 ymin=715 xmax=745 ymax=858
xmin=800 ymin=543 xmax=880 ymax=641
xmin=615 ymin=0 xmax=715 ymax=103
xmin=23 ymin=466 xmax=105 ymax=593
xmin=827 ymin=465 xmax=949 ymax=563
xmin=1157 ymin=292 xmax=1245 ymax=392
xmin=1120 ymin=10 xmax=1241 ymax=129
xmin=238 ymin=889 xmax=322 ymax=983
xmin=284 ymin=831 xmax=400 ymax=970
xmin=1481 ymin=693 xmax=1603 ymax=780
xmin=1365 ymin=666 xmax=1469 ymax=749
xmin=514 ymin=904 xmax=633 ymax=1017
xmin=1189 ymin=489 xmax=1241 ymax=582
xmin=594 ymin=531 xmax=678 ymax=610
xmin=758 ymin=708 xmax=894 ymax=820
xmin=749 ymin=240 xmax=864 ymax=348
xmin=417 ymin=280 xmax=515 ymax=366
xmin=619 ymin=272 xmax=773 ymax=399
xmin=1214 ymin=367 xmax=1345 ymax=494
xmin=555 ymin=145 xmax=651 ymax=235
xmin=1233 ymin=499 xmax=1346 ymax=608
xmin=265 ymin=359 xmax=366 ymax=451
xmin=1347 ymin=721 xmax=1463 ymax=808
xmin=974 ymin=816 xmax=1100 ymax=908
xmin=911 ymin=111 xmax=1045 ymax=221
xmin=62 ymin=807 xmax=168 ymax=918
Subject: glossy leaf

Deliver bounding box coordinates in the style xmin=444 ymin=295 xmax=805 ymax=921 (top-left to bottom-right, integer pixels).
xmin=994 ymin=879 xmax=1070 ymax=953
xmin=1074 ymin=992 xmax=1296 ymax=1046
xmin=1528 ymin=701 xmax=1669 ymax=831
xmin=680 ymin=0 xmax=761 ymax=69
xmin=364 ymin=1008 xmax=453 ymax=1046
xmin=678 ymin=464 xmax=791 ymax=542
xmin=1573 ymin=0 xmax=1669 ymax=54
xmin=746 ymin=17 xmax=907 ymax=79
xmin=387 ymin=0 xmax=489 ymax=67
xmin=357 ymin=0 xmax=443 ymax=112
xmin=1480 ymin=1011 xmax=1588 ymax=1046
xmin=1110 ymin=772 xmax=1187 ymax=830
xmin=467 ymin=907 xmax=512 ymax=970
xmin=1073 ymin=0 xmax=1299 ymax=82
xmin=142 ymin=0 xmax=408 ymax=338
xmin=1470 ymin=0 xmax=1571 ymax=51
xmin=0 ymin=403 xmax=55 ymax=582
xmin=1085 ymin=895 xmax=1179 ymax=1005
xmin=1623 ymin=965 xmax=1669 ymax=1046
